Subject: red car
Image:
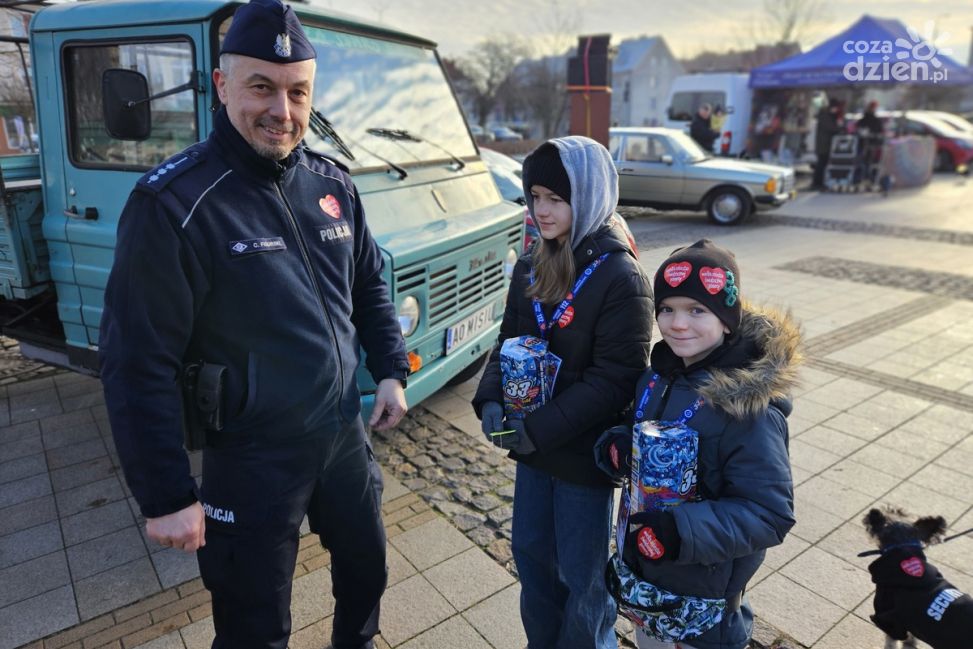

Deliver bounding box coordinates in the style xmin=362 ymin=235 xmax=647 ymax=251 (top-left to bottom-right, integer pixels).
xmin=847 ymin=110 xmax=973 ymax=172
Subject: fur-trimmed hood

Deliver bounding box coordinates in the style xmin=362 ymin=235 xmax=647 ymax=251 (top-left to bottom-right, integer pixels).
xmin=695 ymin=304 xmax=803 ymax=420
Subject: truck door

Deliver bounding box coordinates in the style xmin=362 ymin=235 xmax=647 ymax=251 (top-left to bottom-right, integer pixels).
xmin=49 ymin=25 xmax=207 ymax=363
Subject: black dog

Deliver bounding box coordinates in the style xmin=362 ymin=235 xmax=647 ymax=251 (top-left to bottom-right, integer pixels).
xmin=863 ymin=507 xmax=973 ymax=649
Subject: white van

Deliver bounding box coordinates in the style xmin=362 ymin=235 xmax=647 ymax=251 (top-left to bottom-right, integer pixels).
xmin=664 ymin=73 xmax=752 ymax=156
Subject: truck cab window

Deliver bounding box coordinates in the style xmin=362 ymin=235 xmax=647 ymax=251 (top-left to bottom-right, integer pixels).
xmin=65 ymin=40 xmax=196 ymax=169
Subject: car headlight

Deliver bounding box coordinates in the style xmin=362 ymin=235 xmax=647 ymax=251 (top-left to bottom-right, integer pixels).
xmin=764 ymin=177 xmax=778 ymax=194
xmin=398 ymin=296 xmax=420 ymax=337
xmin=504 ymin=248 xmax=518 ymax=279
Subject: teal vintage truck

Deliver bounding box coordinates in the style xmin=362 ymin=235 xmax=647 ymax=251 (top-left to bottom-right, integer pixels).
xmin=0 ymin=0 xmax=522 ymax=416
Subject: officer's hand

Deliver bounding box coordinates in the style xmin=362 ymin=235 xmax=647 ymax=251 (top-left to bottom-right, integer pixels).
xmin=370 ymin=378 xmax=408 ymax=430
xmin=146 ymin=502 xmax=205 ymax=553
xmin=479 ymin=401 xmax=504 ymax=443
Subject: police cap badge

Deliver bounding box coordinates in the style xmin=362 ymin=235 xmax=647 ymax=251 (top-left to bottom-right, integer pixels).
xmin=220 ymin=0 xmax=316 ymax=63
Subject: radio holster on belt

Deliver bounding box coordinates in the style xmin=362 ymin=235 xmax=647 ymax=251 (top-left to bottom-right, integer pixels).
xmin=181 ymin=362 xmax=226 ymax=451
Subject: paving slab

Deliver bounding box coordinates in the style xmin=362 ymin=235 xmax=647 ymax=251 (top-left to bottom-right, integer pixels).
xmin=0 ymin=520 xmax=62 ymax=569
xmin=0 ymin=550 xmax=70 ymax=609
xmin=778 ymin=546 xmax=874 ymax=611
xmin=398 ymin=615 xmax=493 ymax=649
xmin=748 ymin=573 xmax=847 ymax=647
xmin=390 ymin=517 xmax=474 ymax=571
xmin=461 ymin=583 xmax=526 ymax=649
xmin=379 ymin=574 xmax=455 ymax=646
xmin=423 ymin=546 xmax=515 ymax=612
xmin=74 ymin=556 xmax=160 ymax=620
xmin=0 ymin=583 xmax=78 ymax=649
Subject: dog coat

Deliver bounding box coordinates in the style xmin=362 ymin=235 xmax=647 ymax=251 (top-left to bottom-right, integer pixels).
xmin=868 ymin=548 xmax=973 ymax=649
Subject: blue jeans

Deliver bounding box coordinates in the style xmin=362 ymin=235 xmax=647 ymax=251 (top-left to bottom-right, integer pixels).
xmin=512 ymin=462 xmax=618 ymax=649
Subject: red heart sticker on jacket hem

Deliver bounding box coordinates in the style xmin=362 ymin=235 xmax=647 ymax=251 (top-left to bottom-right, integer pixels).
xmin=637 ymin=527 xmax=665 ymax=560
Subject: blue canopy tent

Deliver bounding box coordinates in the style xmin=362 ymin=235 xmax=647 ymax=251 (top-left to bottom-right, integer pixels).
xmin=750 ymin=15 xmax=973 ymax=88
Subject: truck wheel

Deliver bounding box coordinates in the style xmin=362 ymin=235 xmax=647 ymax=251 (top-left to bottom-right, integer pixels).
xmin=706 ymin=188 xmax=751 ymax=226
xmin=446 ymin=352 xmax=488 ymax=387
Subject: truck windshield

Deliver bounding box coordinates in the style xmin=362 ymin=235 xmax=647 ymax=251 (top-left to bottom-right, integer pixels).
xmin=300 ymin=26 xmax=476 ymax=169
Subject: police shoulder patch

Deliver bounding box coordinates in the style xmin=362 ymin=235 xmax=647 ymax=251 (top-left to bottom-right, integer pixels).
xmin=303 ymin=146 xmax=350 ymax=174
xmin=136 ymin=150 xmax=202 ymax=193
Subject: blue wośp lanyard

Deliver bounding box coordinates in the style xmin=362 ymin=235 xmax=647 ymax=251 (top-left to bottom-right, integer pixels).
xmin=634 ymin=373 xmax=703 ymax=423
xmin=529 ymin=253 xmax=609 ymax=339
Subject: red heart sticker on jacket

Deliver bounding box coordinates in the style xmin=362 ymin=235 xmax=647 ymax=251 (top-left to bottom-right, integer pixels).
xmin=319 ymin=195 xmax=342 ymax=219
xmin=699 ymin=267 xmax=726 ymax=294
xmin=558 ymin=306 xmax=575 ymax=328
xmin=663 ymin=262 xmax=692 ymax=287
xmin=637 ymin=527 xmax=665 ymax=560
xmin=900 ymin=557 xmax=925 ymax=578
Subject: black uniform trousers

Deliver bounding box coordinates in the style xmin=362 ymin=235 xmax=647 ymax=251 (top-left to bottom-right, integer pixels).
xmin=196 ymin=417 xmax=386 ymax=649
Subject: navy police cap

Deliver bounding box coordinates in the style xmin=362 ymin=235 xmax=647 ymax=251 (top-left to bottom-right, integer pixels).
xmin=221 ymin=0 xmax=317 ymax=63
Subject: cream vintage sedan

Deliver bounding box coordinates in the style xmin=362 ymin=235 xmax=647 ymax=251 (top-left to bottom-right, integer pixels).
xmin=609 ymin=127 xmax=796 ymax=225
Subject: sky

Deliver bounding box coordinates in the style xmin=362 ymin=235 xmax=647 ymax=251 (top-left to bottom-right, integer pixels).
xmin=306 ymin=0 xmax=973 ymax=64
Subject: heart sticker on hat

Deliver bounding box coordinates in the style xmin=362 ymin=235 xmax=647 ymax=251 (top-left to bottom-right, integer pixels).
xmin=319 ymin=195 xmax=342 ymax=219
xmin=699 ymin=267 xmax=726 ymax=294
xmin=663 ymin=262 xmax=692 ymax=287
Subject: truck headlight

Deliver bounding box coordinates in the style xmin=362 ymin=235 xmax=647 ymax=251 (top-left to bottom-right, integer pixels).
xmin=504 ymin=248 xmax=518 ymax=279
xmin=764 ymin=177 xmax=778 ymax=194
xmin=398 ymin=296 xmax=420 ymax=337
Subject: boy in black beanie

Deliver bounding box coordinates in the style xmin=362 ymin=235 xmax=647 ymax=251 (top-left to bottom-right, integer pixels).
xmin=595 ymin=239 xmax=802 ymax=649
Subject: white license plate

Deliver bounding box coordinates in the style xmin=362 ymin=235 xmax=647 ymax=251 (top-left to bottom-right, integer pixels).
xmin=445 ymin=304 xmax=495 ymax=355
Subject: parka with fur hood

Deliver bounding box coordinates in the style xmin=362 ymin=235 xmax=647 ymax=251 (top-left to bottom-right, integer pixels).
xmin=473 ymin=136 xmax=654 ymax=488
xmin=626 ymin=304 xmax=801 ymax=649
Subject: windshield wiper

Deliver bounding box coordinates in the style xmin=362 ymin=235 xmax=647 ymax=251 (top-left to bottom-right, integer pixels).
xmin=309 ymin=108 xmax=355 ymax=161
xmin=309 ymin=110 xmax=407 ymax=179
xmin=366 ymin=127 xmax=466 ymax=170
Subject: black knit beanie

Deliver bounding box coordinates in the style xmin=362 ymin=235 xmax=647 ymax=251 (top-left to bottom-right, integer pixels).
xmin=522 ymin=142 xmax=571 ymax=204
xmin=653 ymin=239 xmax=742 ymax=334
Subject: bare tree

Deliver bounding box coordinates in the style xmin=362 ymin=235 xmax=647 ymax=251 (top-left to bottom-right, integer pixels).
xmin=515 ymin=0 xmax=586 ymax=138
xmin=456 ymin=36 xmax=528 ymax=127
xmin=752 ymin=0 xmax=829 ymax=46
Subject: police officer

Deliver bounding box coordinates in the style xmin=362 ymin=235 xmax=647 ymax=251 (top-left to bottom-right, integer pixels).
xmin=99 ymin=1 xmax=409 ymax=647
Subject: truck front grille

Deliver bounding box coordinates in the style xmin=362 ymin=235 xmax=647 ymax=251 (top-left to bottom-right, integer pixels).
xmin=393 ymin=222 xmax=522 ymax=331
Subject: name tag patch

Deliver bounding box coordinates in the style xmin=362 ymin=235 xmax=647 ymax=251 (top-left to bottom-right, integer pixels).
xmin=229 ymin=237 xmax=287 ymax=256
xmin=319 ymin=223 xmax=352 ymax=245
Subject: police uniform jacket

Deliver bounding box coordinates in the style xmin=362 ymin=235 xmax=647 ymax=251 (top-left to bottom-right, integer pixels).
xmin=100 ymin=108 xmax=408 ymax=519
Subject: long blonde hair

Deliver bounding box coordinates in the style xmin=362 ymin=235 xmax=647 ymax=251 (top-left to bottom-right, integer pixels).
xmin=525 ymin=238 xmax=575 ymax=304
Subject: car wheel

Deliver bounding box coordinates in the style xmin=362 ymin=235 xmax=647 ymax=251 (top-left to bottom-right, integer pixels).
xmin=705 ymin=188 xmax=751 ymax=226
xmin=446 ymin=352 xmax=488 ymax=387
xmin=935 ymin=149 xmax=954 ymax=172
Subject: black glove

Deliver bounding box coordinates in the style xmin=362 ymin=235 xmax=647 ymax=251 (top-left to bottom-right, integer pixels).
xmin=623 ymin=511 xmax=681 ymax=570
xmin=493 ymin=418 xmax=536 ymax=455
xmin=593 ymin=425 xmax=632 ymax=480
xmin=480 ymin=401 xmax=504 ymax=443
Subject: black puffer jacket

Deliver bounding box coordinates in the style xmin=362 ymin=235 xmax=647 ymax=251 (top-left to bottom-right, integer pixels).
xmin=473 ymin=222 xmax=653 ymax=487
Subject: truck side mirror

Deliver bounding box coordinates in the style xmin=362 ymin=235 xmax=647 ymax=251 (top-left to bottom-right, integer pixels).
xmin=102 ymin=69 xmax=151 ymax=141
xmin=661 ymin=154 xmax=673 ymax=165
